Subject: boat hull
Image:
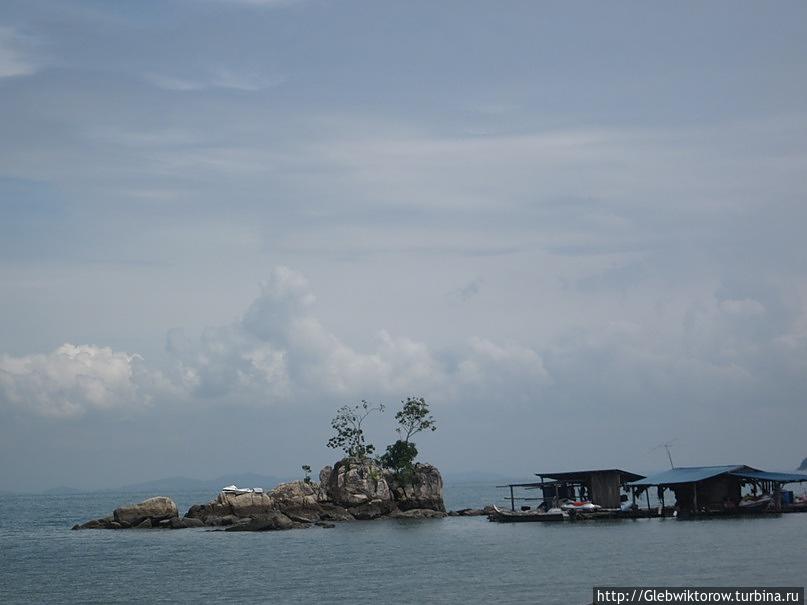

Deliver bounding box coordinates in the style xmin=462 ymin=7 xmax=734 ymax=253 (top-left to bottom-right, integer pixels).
xmin=489 ymin=507 xmax=566 ymax=523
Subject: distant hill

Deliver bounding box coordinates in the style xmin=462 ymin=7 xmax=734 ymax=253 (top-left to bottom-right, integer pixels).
xmin=37 ymin=472 xmax=287 ymax=496
xmin=104 ymin=473 xmax=282 ymax=492
xmin=42 ymin=486 xmax=84 ymax=495
xmin=442 ymin=470 xmax=519 ymax=484
xmin=112 ymin=473 xmax=284 ymax=493
xmin=799 ymin=457 xmax=807 ymax=471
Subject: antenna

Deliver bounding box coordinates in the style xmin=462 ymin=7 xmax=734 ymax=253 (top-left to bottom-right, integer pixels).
xmin=649 ymin=439 xmax=678 ymax=469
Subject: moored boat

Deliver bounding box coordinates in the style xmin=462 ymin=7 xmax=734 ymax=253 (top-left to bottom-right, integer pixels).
xmin=489 ymin=505 xmax=567 ymax=523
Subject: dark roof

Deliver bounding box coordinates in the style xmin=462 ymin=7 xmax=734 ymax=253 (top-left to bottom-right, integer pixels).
xmin=729 ymin=469 xmax=807 ymax=484
xmin=535 ymin=469 xmax=645 ymax=483
xmin=628 ymin=465 xmax=750 ymax=487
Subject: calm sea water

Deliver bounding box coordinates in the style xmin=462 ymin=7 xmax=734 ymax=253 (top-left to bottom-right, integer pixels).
xmin=1 ymin=483 xmax=805 ymax=604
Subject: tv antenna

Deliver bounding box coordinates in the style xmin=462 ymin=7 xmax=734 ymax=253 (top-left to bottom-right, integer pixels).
xmin=649 ymin=439 xmax=678 ymax=469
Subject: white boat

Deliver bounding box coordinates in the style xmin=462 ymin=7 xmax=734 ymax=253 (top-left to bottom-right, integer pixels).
xmin=560 ymin=500 xmax=602 ymax=512
xmin=222 ymin=485 xmax=258 ymax=495
xmin=490 ymin=505 xmax=568 ymax=522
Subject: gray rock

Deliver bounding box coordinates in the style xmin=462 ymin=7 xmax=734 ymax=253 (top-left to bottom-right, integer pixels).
xmin=114 ymin=497 xmax=178 ymax=526
xmin=135 ymin=518 xmax=153 ymax=529
xmin=267 ymin=480 xmax=327 ymax=508
xmin=319 ymin=465 xmax=332 ymax=486
xmin=385 ymin=464 xmax=445 ymax=512
xmin=318 ymin=503 xmax=355 ymax=521
xmin=326 ymin=457 xmax=391 ymax=507
xmin=283 ymin=505 xmax=321 ymax=524
xmin=315 ymin=521 xmax=336 ymax=528
xmin=350 ymin=499 xmax=397 ymax=520
xmin=72 ymin=516 xmax=114 ymax=530
xmin=180 ymin=517 xmax=204 ymax=528
xmin=224 ymin=512 xmax=295 ymax=532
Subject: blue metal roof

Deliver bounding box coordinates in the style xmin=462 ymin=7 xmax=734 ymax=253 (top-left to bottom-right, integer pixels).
xmin=627 ymin=465 xmax=747 ymax=487
xmin=729 ymin=470 xmax=807 ymax=484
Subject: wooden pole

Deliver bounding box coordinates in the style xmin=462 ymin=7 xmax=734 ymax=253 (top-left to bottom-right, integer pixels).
xmin=660 ymin=488 xmax=665 ymax=514
xmin=645 ymin=488 xmax=651 ymax=512
xmin=509 ymin=485 xmax=515 ymax=511
xmin=693 ymin=483 xmax=698 ymax=515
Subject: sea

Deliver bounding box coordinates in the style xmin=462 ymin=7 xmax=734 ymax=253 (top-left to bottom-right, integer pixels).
xmin=1 ymin=482 xmax=806 ymax=604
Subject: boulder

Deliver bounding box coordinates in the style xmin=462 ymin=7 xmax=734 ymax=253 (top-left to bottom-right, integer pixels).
xmin=135 ymin=518 xmax=152 ymax=529
xmin=385 ymin=464 xmax=445 ymax=512
xmin=186 ymin=491 xmax=274 ymax=523
xmin=180 ymin=517 xmax=204 ymax=528
xmin=350 ymin=500 xmax=397 ymax=520
xmin=216 ymin=491 xmax=275 ymax=518
xmin=224 ymin=512 xmax=295 ymax=532
xmin=114 ymin=497 xmax=178 ymax=526
xmin=326 ymin=457 xmax=391 ymax=507
xmin=282 ymin=505 xmax=321 ymax=524
xmin=319 ymin=465 xmax=332 ymax=486
xmin=72 ymin=516 xmax=114 ymax=530
xmin=267 ymin=480 xmax=327 ymax=508
xmin=318 ymin=503 xmax=355 ymax=522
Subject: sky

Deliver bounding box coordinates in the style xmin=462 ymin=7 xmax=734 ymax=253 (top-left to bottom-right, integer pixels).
xmin=1 ymin=0 xmax=806 ymax=492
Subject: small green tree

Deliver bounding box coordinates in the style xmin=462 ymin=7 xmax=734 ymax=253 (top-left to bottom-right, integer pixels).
xmin=327 ymin=400 xmax=385 ymax=459
xmin=394 ymin=396 xmax=437 ymax=444
xmin=380 ymin=396 xmax=437 ymax=481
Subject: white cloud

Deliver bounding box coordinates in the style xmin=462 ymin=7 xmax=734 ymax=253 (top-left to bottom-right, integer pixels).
xmin=166 ymin=266 xmax=549 ymax=406
xmin=0 ymin=344 xmax=154 ymax=418
xmin=719 ymin=298 xmax=766 ymax=318
xmin=0 ymin=27 xmax=37 ymax=78
xmin=2 ymin=268 xmax=803 ymax=421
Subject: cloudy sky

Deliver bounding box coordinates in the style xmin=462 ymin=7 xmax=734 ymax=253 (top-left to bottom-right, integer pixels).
xmin=1 ymin=0 xmax=806 ymax=491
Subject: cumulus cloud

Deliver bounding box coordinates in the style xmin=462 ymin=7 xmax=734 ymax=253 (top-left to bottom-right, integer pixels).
xmin=3 ymin=267 xmax=804 ymax=423
xmin=0 ymin=344 xmax=155 ymax=418
xmin=166 ymin=266 xmax=550 ymax=406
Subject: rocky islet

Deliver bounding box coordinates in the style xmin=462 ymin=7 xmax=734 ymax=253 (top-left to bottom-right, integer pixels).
xmin=72 ymin=458 xmax=487 ymax=532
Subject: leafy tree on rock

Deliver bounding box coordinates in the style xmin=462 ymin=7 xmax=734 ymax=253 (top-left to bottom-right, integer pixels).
xmin=327 ymin=400 xmax=385 ymax=459
xmin=380 ymin=396 xmax=437 ymax=481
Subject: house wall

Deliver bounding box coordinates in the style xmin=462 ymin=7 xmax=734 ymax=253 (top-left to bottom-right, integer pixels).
xmin=589 ymin=471 xmax=621 ymax=508
xmin=671 ymin=476 xmax=742 ymax=512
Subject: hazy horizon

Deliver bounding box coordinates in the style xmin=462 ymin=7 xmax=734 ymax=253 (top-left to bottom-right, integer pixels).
xmin=2 ymin=1 xmax=807 ymax=493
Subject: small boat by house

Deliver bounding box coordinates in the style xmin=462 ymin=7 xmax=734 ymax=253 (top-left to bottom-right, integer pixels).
xmin=738 ymin=494 xmax=772 ymax=513
xmin=560 ymin=500 xmax=602 ymax=512
xmin=489 ymin=505 xmax=567 ymax=523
